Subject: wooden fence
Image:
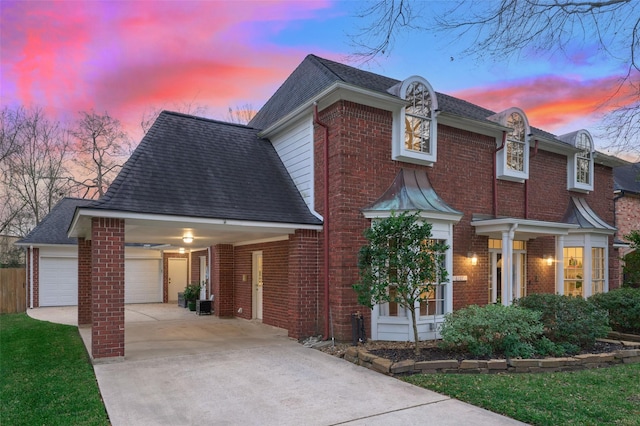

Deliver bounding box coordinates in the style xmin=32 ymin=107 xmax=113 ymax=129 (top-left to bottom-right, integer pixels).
xmin=0 ymin=268 xmax=26 ymax=314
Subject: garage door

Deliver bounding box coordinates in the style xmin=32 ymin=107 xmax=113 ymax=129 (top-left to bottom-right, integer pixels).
xmin=124 ymin=258 xmax=162 ymax=303
xmin=39 ymin=257 xmax=77 ymax=306
xmin=39 ymin=255 xmax=162 ymax=306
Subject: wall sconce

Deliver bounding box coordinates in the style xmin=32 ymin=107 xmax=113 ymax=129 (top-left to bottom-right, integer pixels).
xmin=468 ymin=252 xmax=478 ymax=266
xmin=544 ymin=255 xmax=553 ymax=266
xmin=182 ymin=234 xmax=193 ymax=244
xmin=179 ymin=247 xmax=185 ymax=254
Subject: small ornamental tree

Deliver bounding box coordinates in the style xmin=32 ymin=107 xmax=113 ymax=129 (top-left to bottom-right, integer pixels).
xmin=623 ymin=230 xmax=640 ymax=288
xmin=353 ymin=211 xmax=448 ymax=355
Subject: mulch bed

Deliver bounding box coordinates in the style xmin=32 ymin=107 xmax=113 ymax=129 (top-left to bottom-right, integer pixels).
xmin=319 ymin=340 xmax=630 ymax=363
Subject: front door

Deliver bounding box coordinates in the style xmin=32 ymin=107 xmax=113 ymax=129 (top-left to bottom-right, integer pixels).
xmin=252 ymin=251 xmax=263 ymax=320
xmin=489 ymin=240 xmax=527 ymax=305
xmin=168 ymin=257 xmax=188 ymax=302
xmin=199 ymin=255 xmax=208 ymax=300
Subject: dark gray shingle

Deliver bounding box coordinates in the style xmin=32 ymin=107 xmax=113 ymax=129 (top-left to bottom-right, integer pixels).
xmin=17 ymin=198 xmax=91 ymax=245
xmin=87 ymin=111 xmax=321 ymax=225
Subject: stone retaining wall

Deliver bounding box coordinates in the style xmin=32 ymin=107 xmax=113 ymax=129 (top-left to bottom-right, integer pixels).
xmin=343 ymin=341 xmax=640 ymax=376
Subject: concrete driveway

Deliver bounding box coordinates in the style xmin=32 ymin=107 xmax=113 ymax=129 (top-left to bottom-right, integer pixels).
xmin=28 ymin=304 xmax=525 ymax=426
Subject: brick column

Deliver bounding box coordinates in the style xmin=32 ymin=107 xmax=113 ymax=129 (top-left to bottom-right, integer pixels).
xmin=91 ymin=217 xmax=125 ymax=359
xmin=212 ymin=244 xmax=234 ymax=317
xmin=288 ymin=229 xmax=320 ymax=339
xmin=77 ymin=237 xmax=92 ymax=326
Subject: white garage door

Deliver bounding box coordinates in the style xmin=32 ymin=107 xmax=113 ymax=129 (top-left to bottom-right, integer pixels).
xmin=124 ymin=258 xmax=162 ymax=303
xmin=39 ymin=257 xmax=77 ymax=306
xmin=39 ymin=253 xmax=162 ymax=306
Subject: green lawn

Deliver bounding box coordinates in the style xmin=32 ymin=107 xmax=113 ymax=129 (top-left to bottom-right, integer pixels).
xmin=0 ymin=313 xmax=110 ymax=426
xmin=404 ymin=364 xmax=640 ymax=425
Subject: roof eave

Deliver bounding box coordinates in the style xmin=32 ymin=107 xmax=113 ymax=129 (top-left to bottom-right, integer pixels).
xmin=258 ymin=81 xmax=405 ymax=138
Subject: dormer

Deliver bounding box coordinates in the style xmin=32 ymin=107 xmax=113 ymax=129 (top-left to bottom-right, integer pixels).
xmin=488 ymin=108 xmax=530 ymax=182
xmin=559 ymin=130 xmax=594 ymax=193
xmin=389 ymin=76 xmax=439 ymax=166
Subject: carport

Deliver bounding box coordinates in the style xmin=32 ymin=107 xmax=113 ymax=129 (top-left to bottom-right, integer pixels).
xmin=66 ymin=112 xmax=323 ymax=361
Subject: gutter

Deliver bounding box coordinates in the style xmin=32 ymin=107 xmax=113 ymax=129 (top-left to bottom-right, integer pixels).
xmin=313 ymin=103 xmax=330 ymax=340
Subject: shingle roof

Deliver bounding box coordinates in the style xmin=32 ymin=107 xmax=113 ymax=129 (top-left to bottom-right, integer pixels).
xmin=17 ymin=198 xmax=91 ymax=245
xmin=614 ymin=163 xmax=640 ymax=194
xmin=249 ymin=54 xmax=564 ymax=143
xmin=85 ymin=111 xmax=321 ymax=225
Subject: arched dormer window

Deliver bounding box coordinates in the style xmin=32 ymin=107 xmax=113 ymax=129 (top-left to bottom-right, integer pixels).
xmin=405 ymin=81 xmax=433 ymax=154
xmin=390 ymin=76 xmax=438 ymax=166
xmin=561 ymin=130 xmax=594 ymax=192
xmin=506 ymin=112 xmax=526 ymax=172
xmin=489 ymin=108 xmax=530 ymax=182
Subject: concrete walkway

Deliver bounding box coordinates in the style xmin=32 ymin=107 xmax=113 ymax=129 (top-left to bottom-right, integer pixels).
xmin=28 ymin=304 xmax=526 ymax=426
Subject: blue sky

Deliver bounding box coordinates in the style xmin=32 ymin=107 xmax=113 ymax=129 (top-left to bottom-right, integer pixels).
xmin=1 ymin=0 xmax=634 ymax=153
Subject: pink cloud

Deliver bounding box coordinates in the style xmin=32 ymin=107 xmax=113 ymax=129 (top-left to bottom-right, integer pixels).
xmin=453 ymin=74 xmax=636 ymax=132
xmin=1 ymin=0 xmax=334 ymax=132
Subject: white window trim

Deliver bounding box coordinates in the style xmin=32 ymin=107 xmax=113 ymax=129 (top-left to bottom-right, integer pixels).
xmin=391 ymin=76 xmax=439 ymax=167
xmin=370 ymin=218 xmax=454 ymax=341
xmin=567 ymin=130 xmax=594 ymax=192
xmin=495 ymin=108 xmax=530 ymax=183
xmin=556 ymin=233 xmax=609 ymax=298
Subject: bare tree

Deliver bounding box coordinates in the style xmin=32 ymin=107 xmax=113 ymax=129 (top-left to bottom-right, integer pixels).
xmin=352 ymin=0 xmax=640 ymax=154
xmin=70 ymin=110 xmax=132 ymax=199
xmin=225 ymin=104 xmax=256 ymax=125
xmin=0 ymin=106 xmax=24 ymax=164
xmin=140 ymin=102 xmax=210 ymax=134
xmin=0 ymin=106 xmax=71 ymax=236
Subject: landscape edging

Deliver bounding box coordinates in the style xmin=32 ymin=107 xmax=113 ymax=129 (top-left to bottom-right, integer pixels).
xmin=343 ymin=345 xmax=640 ymax=376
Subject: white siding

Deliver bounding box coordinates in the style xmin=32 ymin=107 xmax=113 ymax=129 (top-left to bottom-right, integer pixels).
xmin=271 ymin=117 xmax=315 ymax=212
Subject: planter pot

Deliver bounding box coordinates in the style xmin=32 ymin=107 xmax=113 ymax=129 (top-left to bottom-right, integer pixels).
xmin=188 ymin=301 xmax=196 ymax=311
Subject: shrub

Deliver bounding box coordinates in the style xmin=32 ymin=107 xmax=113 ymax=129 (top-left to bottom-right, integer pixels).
xmin=589 ymin=288 xmax=640 ymax=334
xmin=515 ymin=293 xmax=610 ymax=352
xmin=439 ymin=304 xmax=543 ymax=358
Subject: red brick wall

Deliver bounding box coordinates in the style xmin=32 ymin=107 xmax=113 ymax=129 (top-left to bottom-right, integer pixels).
xmin=212 ymin=244 xmax=234 ymax=317
xmin=233 ymin=240 xmax=290 ymax=330
xmin=91 ymin=217 xmax=125 ymax=359
xmin=313 ymin=100 xmax=617 ymax=340
xmin=288 ymin=229 xmax=320 ymax=339
xmin=78 ymin=238 xmax=92 ymax=326
xmin=614 ymin=194 xmax=640 ymax=287
xmin=26 ymin=248 xmax=39 ymax=308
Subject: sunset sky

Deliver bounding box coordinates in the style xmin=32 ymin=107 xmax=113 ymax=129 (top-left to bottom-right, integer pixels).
xmin=1 ymin=0 xmax=635 ymax=153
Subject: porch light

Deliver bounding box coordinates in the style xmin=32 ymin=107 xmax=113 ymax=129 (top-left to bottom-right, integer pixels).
xmin=179 ymin=248 xmax=185 ymax=254
xmin=468 ymin=252 xmax=478 ymax=266
xmin=544 ymin=255 xmax=553 ymax=266
xmin=182 ymin=234 xmax=193 ymax=244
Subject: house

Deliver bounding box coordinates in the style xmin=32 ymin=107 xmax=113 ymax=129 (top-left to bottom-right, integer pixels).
xmin=27 ymin=54 xmax=628 ymax=360
xmin=614 ymin=163 xmax=640 ymax=285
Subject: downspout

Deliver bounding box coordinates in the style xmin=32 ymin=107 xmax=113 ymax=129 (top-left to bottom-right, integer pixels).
xmin=313 ymin=102 xmax=330 ymax=340
xmin=525 ymin=139 xmax=539 ymax=219
xmin=494 ymin=131 xmax=507 ymax=218
xmin=29 ymin=245 xmax=33 ymax=309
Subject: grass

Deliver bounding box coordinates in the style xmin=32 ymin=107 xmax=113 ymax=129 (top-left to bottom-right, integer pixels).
xmin=404 ymin=364 xmax=640 ymax=425
xmin=0 ymin=313 xmax=110 ymax=426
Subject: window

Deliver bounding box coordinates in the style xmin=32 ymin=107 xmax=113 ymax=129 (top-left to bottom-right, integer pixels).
xmin=592 ymin=247 xmax=605 ymax=294
xmin=405 ymin=82 xmax=432 ymax=154
xmin=565 ymin=130 xmax=594 ymax=192
xmin=492 ymin=108 xmax=530 ymax=182
xmin=391 ymin=76 xmax=438 ymax=166
xmin=564 ymin=247 xmax=584 ymax=297
xmin=506 ymin=113 xmax=526 ymax=172
xmin=576 ymin=133 xmax=591 ymax=184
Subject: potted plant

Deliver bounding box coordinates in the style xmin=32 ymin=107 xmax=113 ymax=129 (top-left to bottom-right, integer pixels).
xmin=183 ymin=282 xmax=201 ymax=311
